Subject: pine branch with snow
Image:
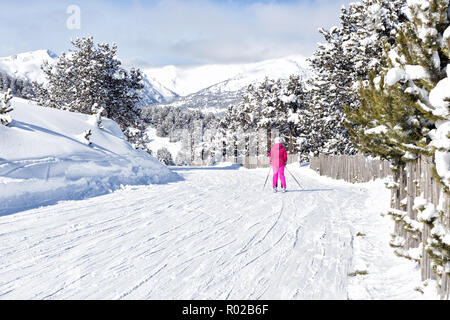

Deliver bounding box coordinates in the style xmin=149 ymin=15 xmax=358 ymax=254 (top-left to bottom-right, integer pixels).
xmin=348 ymin=0 xmax=449 ymax=174
xmin=0 ymin=89 xmax=13 ymax=126
xmin=92 ymin=103 xmax=105 ymax=129
xmin=347 ymin=0 xmax=450 ymax=288
xmin=306 ymin=0 xmax=406 ymax=158
xmin=82 ymin=129 xmax=93 ymax=146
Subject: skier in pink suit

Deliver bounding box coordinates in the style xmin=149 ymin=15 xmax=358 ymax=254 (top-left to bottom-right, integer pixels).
xmin=269 ymin=137 xmax=288 ymax=193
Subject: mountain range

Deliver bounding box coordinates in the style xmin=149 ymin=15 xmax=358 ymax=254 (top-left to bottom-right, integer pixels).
xmin=143 ymin=55 xmax=312 ymax=113
xmin=0 ymin=50 xmax=312 ymax=112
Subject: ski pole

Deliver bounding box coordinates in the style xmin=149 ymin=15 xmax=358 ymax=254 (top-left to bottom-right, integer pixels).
xmin=285 ymin=167 xmax=304 ymax=190
xmin=263 ymin=166 xmax=272 ymax=190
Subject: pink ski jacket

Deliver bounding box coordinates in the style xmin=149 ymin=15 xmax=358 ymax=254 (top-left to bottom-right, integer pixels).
xmin=269 ymin=143 xmax=288 ymax=167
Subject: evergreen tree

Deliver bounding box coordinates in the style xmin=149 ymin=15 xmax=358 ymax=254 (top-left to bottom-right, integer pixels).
xmin=0 ymin=72 xmax=34 ymax=99
xmin=306 ymin=0 xmax=406 ymax=157
xmin=33 ymin=37 xmax=144 ymax=131
xmin=220 ymin=76 xmax=310 ymax=158
xmin=256 ymin=78 xmax=284 ymax=131
xmin=346 ymin=0 xmax=448 ymax=168
xmin=279 ymin=75 xmax=309 ymax=153
xmin=346 ymin=0 xmax=449 ymax=286
xmin=157 ymin=147 xmax=174 ymax=165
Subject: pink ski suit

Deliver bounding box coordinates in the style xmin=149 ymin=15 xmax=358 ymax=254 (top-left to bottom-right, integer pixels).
xmin=269 ymin=143 xmax=288 ymax=188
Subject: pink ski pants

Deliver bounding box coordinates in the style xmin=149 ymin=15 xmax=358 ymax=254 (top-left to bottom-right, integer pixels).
xmin=272 ymin=165 xmax=286 ymax=188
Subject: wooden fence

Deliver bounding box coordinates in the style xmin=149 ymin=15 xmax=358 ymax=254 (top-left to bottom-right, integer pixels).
xmin=391 ymin=156 xmax=449 ymax=299
xmin=309 ymin=154 xmax=391 ymax=183
xmin=310 ymin=154 xmax=449 ymax=299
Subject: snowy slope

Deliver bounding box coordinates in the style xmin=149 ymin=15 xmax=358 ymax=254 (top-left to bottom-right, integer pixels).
xmin=144 ymin=127 xmax=183 ymax=159
xmin=0 ymin=50 xmax=57 ymax=84
xmin=0 ymin=164 xmax=437 ymax=299
xmin=145 ymin=55 xmax=311 ymax=97
xmin=0 ymin=98 xmax=180 ymax=215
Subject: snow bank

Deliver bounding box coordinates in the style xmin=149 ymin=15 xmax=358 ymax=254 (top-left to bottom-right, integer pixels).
xmin=0 ymin=98 xmax=180 ymax=215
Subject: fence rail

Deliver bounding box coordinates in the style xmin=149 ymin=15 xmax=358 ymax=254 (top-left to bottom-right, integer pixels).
xmin=309 ymin=154 xmax=449 ymax=299
xmin=309 ymin=154 xmax=391 ymax=183
xmin=393 ymin=156 xmax=449 ymax=299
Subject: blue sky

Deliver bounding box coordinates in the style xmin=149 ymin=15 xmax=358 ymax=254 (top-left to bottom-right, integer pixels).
xmin=0 ymin=0 xmax=351 ymax=68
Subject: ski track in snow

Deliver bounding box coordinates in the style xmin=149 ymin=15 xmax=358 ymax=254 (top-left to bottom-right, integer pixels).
xmin=0 ymin=166 xmax=425 ymax=299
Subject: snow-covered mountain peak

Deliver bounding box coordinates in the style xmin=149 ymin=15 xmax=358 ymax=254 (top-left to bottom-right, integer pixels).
xmin=142 ymin=55 xmax=313 ymax=112
xmin=0 ymin=49 xmax=57 ymax=84
xmin=144 ymin=55 xmax=311 ymax=97
xmin=1 ymin=49 xmax=311 ymax=110
xmin=0 ymin=49 xmax=177 ymax=106
xmin=6 ymin=49 xmax=57 ymax=62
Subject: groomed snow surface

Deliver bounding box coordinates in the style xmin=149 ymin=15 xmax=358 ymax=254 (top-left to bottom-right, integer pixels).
xmin=0 ymin=163 xmax=438 ymax=299
xmin=0 ymin=98 xmax=438 ymax=299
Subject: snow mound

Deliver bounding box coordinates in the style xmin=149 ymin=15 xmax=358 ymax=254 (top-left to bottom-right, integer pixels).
xmin=0 ymin=98 xmax=180 ymax=215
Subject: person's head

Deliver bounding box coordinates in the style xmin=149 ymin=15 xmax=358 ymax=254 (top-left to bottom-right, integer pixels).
xmin=274 ymin=137 xmax=283 ymax=144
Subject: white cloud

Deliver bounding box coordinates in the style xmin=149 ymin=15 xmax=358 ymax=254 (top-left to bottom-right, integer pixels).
xmin=0 ymin=0 xmax=351 ymax=67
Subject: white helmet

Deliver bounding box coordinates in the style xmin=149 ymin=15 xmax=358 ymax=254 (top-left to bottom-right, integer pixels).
xmin=274 ymin=137 xmax=283 ymax=144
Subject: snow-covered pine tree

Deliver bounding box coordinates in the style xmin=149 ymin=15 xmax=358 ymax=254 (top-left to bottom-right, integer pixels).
xmin=0 ymin=73 xmax=34 ymax=99
xmin=220 ymin=105 xmax=240 ymax=159
xmin=340 ymin=0 xmax=406 ymax=81
xmin=279 ymin=75 xmax=309 ymax=153
xmin=83 ymin=129 xmax=93 ymax=146
xmin=91 ymin=103 xmax=105 ymax=129
xmin=220 ymin=76 xmax=310 ymax=159
xmin=157 ymin=147 xmax=174 ymax=166
xmin=209 ymin=124 xmax=228 ymax=163
xmin=256 ymin=78 xmax=286 ymax=151
xmin=307 ymin=0 xmax=405 ymax=158
xmin=306 ymin=25 xmax=357 ymax=157
xmin=347 ymin=0 xmax=448 ymax=168
xmin=347 ymin=0 xmax=449 ymax=286
xmin=33 ymin=37 xmax=144 ymax=132
xmin=220 ymin=80 xmax=271 ymax=158
xmin=235 ymin=83 xmax=262 ymax=158
xmin=193 ymin=112 xmax=221 ymax=164
xmin=0 ymin=89 xmax=13 ymax=126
